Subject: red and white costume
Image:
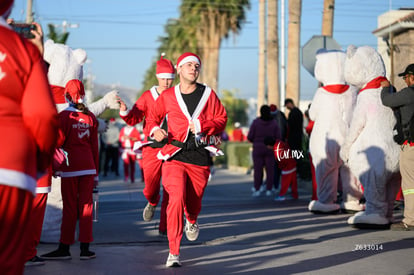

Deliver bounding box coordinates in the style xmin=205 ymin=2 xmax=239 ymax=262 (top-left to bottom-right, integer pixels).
xmin=146 ymin=83 xmax=227 ymax=255
xmin=119 ymin=125 xmax=142 ymax=183
xmin=273 ymin=141 xmax=298 ymax=199
xmin=57 ymin=80 xmax=99 ymax=245
xmin=0 ymin=13 xmax=58 ymax=275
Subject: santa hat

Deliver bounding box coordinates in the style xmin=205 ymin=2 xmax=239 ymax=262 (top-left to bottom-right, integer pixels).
xmin=64 ymin=79 xmax=85 ymax=104
xmin=156 ymin=53 xmax=175 ymax=79
xmin=176 ymin=52 xmax=201 ymax=69
xmin=269 ymin=104 xmax=278 ymax=113
xmin=0 ymin=0 xmax=13 ymax=16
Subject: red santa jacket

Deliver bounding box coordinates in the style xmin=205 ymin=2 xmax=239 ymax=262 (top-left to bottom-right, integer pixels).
xmin=120 ymin=86 xmax=158 ymax=139
xmin=119 ymin=125 xmax=141 ymax=151
xmin=57 ymin=107 xmax=99 ymax=179
xmin=273 ymin=141 xmax=297 ymax=173
xmin=0 ymin=21 xmax=58 ymax=195
xmin=146 ymin=84 xmax=227 ymax=160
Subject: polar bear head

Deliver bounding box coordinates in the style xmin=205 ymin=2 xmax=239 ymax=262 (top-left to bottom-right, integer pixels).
xmin=315 ymin=49 xmax=346 ymax=85
xmin=344 ymin=45 xmax=385 ymax=89
xmin=43 ymin=39 xmax=87 ymax=87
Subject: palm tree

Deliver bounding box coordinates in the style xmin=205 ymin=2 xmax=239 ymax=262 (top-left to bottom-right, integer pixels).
xmin=46 ymin=24 xmax=69 ymax=44
xmin=267 ymin=0 xmax=280 ymax=107
xmin=257 ymin=0 xmax=266 ymax=115
xmin=179 ymin=0 xmax=250 ymax=91
xmin=286 ymin=0 xmax=302 ymax=104
xmin=141 ymin=1 xmax=250 ymax=94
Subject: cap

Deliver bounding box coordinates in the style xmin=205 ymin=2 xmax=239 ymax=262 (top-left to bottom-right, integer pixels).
xmin=64 ymin=79 xmax=85 ymax=104
xmin=0 ymin=0 xmax=13 ymax=16
xmin=176 ymin=52 xmax=201 ymax=69
xmin=156 ymin=53 xmax=175 ymax=79
xmin=269 ymin=104 xmax=277 ymax=112
xmin=398 ymin=64 xmax=414 ymax=77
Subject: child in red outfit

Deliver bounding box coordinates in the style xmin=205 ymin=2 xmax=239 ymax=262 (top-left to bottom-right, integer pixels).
xmin=265 ymin=137 xmax=298 ymax=201
xmin=42 ymin=79 xmax=99 ymax=261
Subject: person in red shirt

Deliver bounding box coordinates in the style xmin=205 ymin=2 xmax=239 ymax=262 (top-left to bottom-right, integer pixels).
xmin=0 ymin=2 xmax=59 ymax=274
xmin=232 ymin=122 xmax=245 ymax=142
xmin=42 ymin=80 xmax=99 ymax=260
xmin=119 ymin=124 xmax=142 ymax=183
xmin=119 ymin=54 xmax=175 ymax=236
xmin=265 ymin=137 xmax=298 ymax=201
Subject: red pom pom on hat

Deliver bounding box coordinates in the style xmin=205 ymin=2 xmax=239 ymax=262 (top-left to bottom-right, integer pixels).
xmin=156 ymin=53 xmax=175 ymax=79
xmin=0 ymin=0 xmax=14 ymax=16
xmin=64 ymin=79 xmax=85 ymax=104
xmin=176 ymin=52 xmax=201 ymax=69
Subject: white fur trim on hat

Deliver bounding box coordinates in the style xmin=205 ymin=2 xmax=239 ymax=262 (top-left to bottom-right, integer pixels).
xmin=177 ymin=56 xmax=200 ymax=68
xmin=156 ymin=73 xmax=175 ymax=79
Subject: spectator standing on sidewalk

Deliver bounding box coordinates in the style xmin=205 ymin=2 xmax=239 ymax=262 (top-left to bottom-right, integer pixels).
xmin=147 ymin=52 xmax=227 ymax=267
xmin=265 ymin=137 xmax=298 ymax=201
xmin=102 ymin=118 xmax=120 ymax=177
xmin=248 ymin=105 xmax=281 ymax=197
xmin=381 ymin=63 xmax=414 ymax=231
xmin=41 ymin=80 xmax=99 ymax=260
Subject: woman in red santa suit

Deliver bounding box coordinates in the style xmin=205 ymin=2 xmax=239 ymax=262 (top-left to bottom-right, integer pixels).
xmin=119 ymin=54 xmax=175 ymax=236
xmin=41 ymin=79 xmax=99 ymax=260
xmin=0 ymin=1 xmax=59 ymax=274
xmin=147 ymin=52 xmax=227 ymax=267
xmin=119 ymin=124 xmax=141 ymax=183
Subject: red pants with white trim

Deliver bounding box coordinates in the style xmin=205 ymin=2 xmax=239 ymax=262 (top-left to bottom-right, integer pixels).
xmin=278 ymin=168 xmax=298 ymax=199
xmin=60 ymin=175 xmax=94 ymax=244
xmin=142 ymin=146 xmax=169 ymax=232
xmin=162 ymin=160 xmax=210 ymax=255
xmin=25 ymin=192 xmax=48 ymax=261
xmin=0 ymin=185 xmax=33 ymax=275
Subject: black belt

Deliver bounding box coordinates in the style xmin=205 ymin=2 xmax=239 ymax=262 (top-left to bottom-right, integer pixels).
xmin=148 ymin=137 xmax=167 ymax=148
xmin=171 ymin=140 xmax=203 ymax=151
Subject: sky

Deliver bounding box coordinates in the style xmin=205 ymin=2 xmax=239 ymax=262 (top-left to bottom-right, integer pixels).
xmin=9 ymin=0 xmax=414 ymax=103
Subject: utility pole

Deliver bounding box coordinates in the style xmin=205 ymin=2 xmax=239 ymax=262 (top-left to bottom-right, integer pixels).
xmin=26 ymin=0 xmax=33 ymax=23
xmin=322 ymin=0 xmax=335 ymax=36
xmin=280 ymin=0 xmax=286 ymax=110
xmin=267 ymin=0 xmax=280 ymax=107
xmin=257 ymin=0 xmax=266 ymax=115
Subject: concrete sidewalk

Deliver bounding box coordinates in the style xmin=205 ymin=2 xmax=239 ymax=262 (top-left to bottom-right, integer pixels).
xmin=25 ymin=169 xmax=414 ymax=275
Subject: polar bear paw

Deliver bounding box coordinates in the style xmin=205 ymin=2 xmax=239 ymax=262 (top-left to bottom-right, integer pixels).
xmin=347 ymin=212 xmax=390 ymax=229
xmin=308 ymin=200 xmax=340 ymax=214
xmin=103 ymin=90 xmax=120 ymax=109
xmin=341 ymin=200 xmax=365 ymax=214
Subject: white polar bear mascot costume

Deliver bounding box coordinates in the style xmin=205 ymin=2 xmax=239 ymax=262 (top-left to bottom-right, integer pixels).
xmin=41 ymin=40 xmax=119 ymax=242
xmin=340 ymin=45 xmax=401 ymax=229
xmin=307 ymin=50 xmax=364 ymax=214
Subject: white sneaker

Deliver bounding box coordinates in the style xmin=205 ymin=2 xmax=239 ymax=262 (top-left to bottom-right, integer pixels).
xmin=274 ymin=196 xmax=286 ymax=201
xmin=259 ymin=184 xmax=267 ymax=192
xmin=185 ymin=218 xmax=199 ymax=241
xmin=252 ymin=190 xmax=261 ymax=197
xmin=266 ymin=190 xmax=273 ymax=196
xmin=165 ymin=253 xmax=181 ymax=267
